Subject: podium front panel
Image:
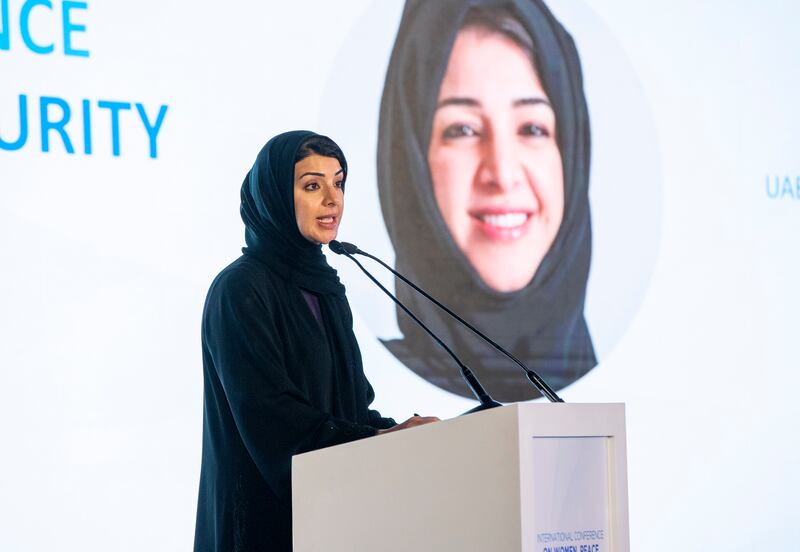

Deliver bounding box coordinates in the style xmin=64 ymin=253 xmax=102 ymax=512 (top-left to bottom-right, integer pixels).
xmin=518 ymin=403 xmax=629 ymax=552
xmin=530 ymin=436 xmax=612 ymax=551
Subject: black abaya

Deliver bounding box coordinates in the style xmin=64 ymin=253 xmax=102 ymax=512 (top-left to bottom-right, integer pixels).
xmin=194 ymin=131 xmax=395 ymax=552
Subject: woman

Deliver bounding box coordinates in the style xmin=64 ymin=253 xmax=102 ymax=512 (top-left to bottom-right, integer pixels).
xmin=378 ymin=0 xmax=596 ymax=402
xmin=194 ymin=130 xmax=436 ymax=552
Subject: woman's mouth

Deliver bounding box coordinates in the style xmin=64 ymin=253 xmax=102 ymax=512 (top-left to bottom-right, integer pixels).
xmin=316 ymin=215 xmax=338 ymax=229
xmin=470 ymin=211 xmax=531 ymax=240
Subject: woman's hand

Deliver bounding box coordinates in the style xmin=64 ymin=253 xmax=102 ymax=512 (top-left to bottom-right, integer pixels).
xmin=377 ymin=414 xmax=440 ymax=435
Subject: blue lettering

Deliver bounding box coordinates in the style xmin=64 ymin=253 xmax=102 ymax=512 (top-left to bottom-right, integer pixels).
xmin=97 ymin=100 xmax=130 ymax=156
xmin=135 ymin=103 xmax=167 ymax=159
xmin=40 ymin=95 xmax=74 ymax=153
xmin=62 ymin=1 xmax=87 ymax=57
xmin=81 ymin=98 xmax=91 ymax=154
xmin=3 ymin=95 xmax=168 ymax=158
xmin=0 ymin=0 xmax=9 ymax=50
xmin=766 ymin=175 xmax=800 ymax=201
xmin=20 ymin=0 xmax=54 ymax=54
xmin=0 ymin=94 xmax=28 ymax=150
xmin=764 ymin=175 xmax=778 ymax=199
xmin=781 ymin=176 xmax=794 ymax=199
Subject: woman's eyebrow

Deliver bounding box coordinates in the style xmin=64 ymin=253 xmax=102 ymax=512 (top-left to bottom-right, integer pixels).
xmin=436 ymin=97 xmax=552 ymax=109
xmin=298 ymin=171 xmax=324 ymax=179
xmin=513 ymin=97 xmax=552 ymax=108
xmin=437 ymin=97 xmax=481 ymax=109
xmin=298 ymin=168 xmax=344 ymax=179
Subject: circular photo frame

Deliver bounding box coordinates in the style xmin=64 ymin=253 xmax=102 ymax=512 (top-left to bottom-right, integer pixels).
xmin=319 ymin=0 xmax=661 ymax=402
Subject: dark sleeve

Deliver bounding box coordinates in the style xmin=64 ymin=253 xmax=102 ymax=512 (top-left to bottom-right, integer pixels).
xmin=204 ymin=271 xmax=378 ymax=499
xmin=339 ymin=295 xmax=397 ymax=431
xmin=364 ymin=380 xmax=397 ymax=430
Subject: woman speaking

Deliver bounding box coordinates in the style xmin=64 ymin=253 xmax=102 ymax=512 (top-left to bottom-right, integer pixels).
xmin=193 ymin=131 xmax=437 ymax=551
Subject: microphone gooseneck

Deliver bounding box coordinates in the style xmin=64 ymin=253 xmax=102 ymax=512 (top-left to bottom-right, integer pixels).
xmin=329 ymin=240 xmax=564 ymax=403
xmin=328 ymin=240 xmax=501 ymax=414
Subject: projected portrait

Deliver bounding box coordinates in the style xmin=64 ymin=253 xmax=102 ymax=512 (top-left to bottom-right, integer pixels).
xmin=377 ymin=0 xmax=596 ymax=402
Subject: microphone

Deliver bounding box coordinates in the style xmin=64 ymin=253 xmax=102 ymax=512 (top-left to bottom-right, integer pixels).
xmin=329 ymin=240 xmax=358 ymax=255
xmin=329 ymin=240 xmax=564 ymax=403
xmin=328 ymin=240 xmax=501 ymax=414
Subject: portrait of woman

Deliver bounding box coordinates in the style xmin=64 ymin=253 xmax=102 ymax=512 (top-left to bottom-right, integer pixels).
xmin=193 ymin=131 xmax=436 ymax=552
xmin=378 ymin=0 xmax=596 ymax=402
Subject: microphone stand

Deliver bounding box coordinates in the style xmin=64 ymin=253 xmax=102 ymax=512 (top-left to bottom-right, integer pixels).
xmin=337 ymin=249 xmax=501 ymax=415
xmin=332 ymin=241 xmax=563 ymax=403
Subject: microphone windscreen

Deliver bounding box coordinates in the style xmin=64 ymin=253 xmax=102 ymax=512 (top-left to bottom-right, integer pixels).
xmin=328 ymin=240 xmax=345 ymax=255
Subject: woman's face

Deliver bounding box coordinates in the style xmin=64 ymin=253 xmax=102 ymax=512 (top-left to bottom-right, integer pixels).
xmin=293 ymin=154 xmax=344 ymax=244
xmin=428 ymin=28 xmax=564 ymax=292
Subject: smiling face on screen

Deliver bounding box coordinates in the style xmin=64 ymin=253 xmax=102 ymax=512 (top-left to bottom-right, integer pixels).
xmin=428 ymin=27 xmax=564 ymax=292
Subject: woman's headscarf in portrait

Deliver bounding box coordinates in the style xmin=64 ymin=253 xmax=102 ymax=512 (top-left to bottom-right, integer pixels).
xmin=378 ymin=0 xmax=596 ymax=402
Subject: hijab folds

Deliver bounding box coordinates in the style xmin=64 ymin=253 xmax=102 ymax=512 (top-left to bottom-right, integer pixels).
xmin=241 ymin=130 xmax=346 ymax=295
xmin=378 ymin=0 xmax=597 ymax=402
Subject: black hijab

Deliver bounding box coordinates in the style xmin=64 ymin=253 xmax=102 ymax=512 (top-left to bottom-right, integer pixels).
xmin=378 ymin=0 xmax=596 ymax=402
xmin=241 ymin=130 xmax=346 ymax=295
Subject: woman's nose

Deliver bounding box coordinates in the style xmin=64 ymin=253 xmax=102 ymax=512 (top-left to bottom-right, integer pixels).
xmin=322 ymin=183 xmax=340 ymax=205
xmin=478 ymin=134 xmax=521 ymax=192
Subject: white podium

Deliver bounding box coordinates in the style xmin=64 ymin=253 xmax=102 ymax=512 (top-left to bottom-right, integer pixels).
xmin=292 ymin=403 xmax=629 ymax=551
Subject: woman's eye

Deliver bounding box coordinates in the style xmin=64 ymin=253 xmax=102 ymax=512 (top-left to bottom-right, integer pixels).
xmin=335 ymin=180 xmax=344 ymax=189
xmin=442 ymin=123 xmax=480 ymax=140
xmin=519 ymin=123 xmax=550 ymax=138
xmin=304 ymin=182 xmax=319 ymax=191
